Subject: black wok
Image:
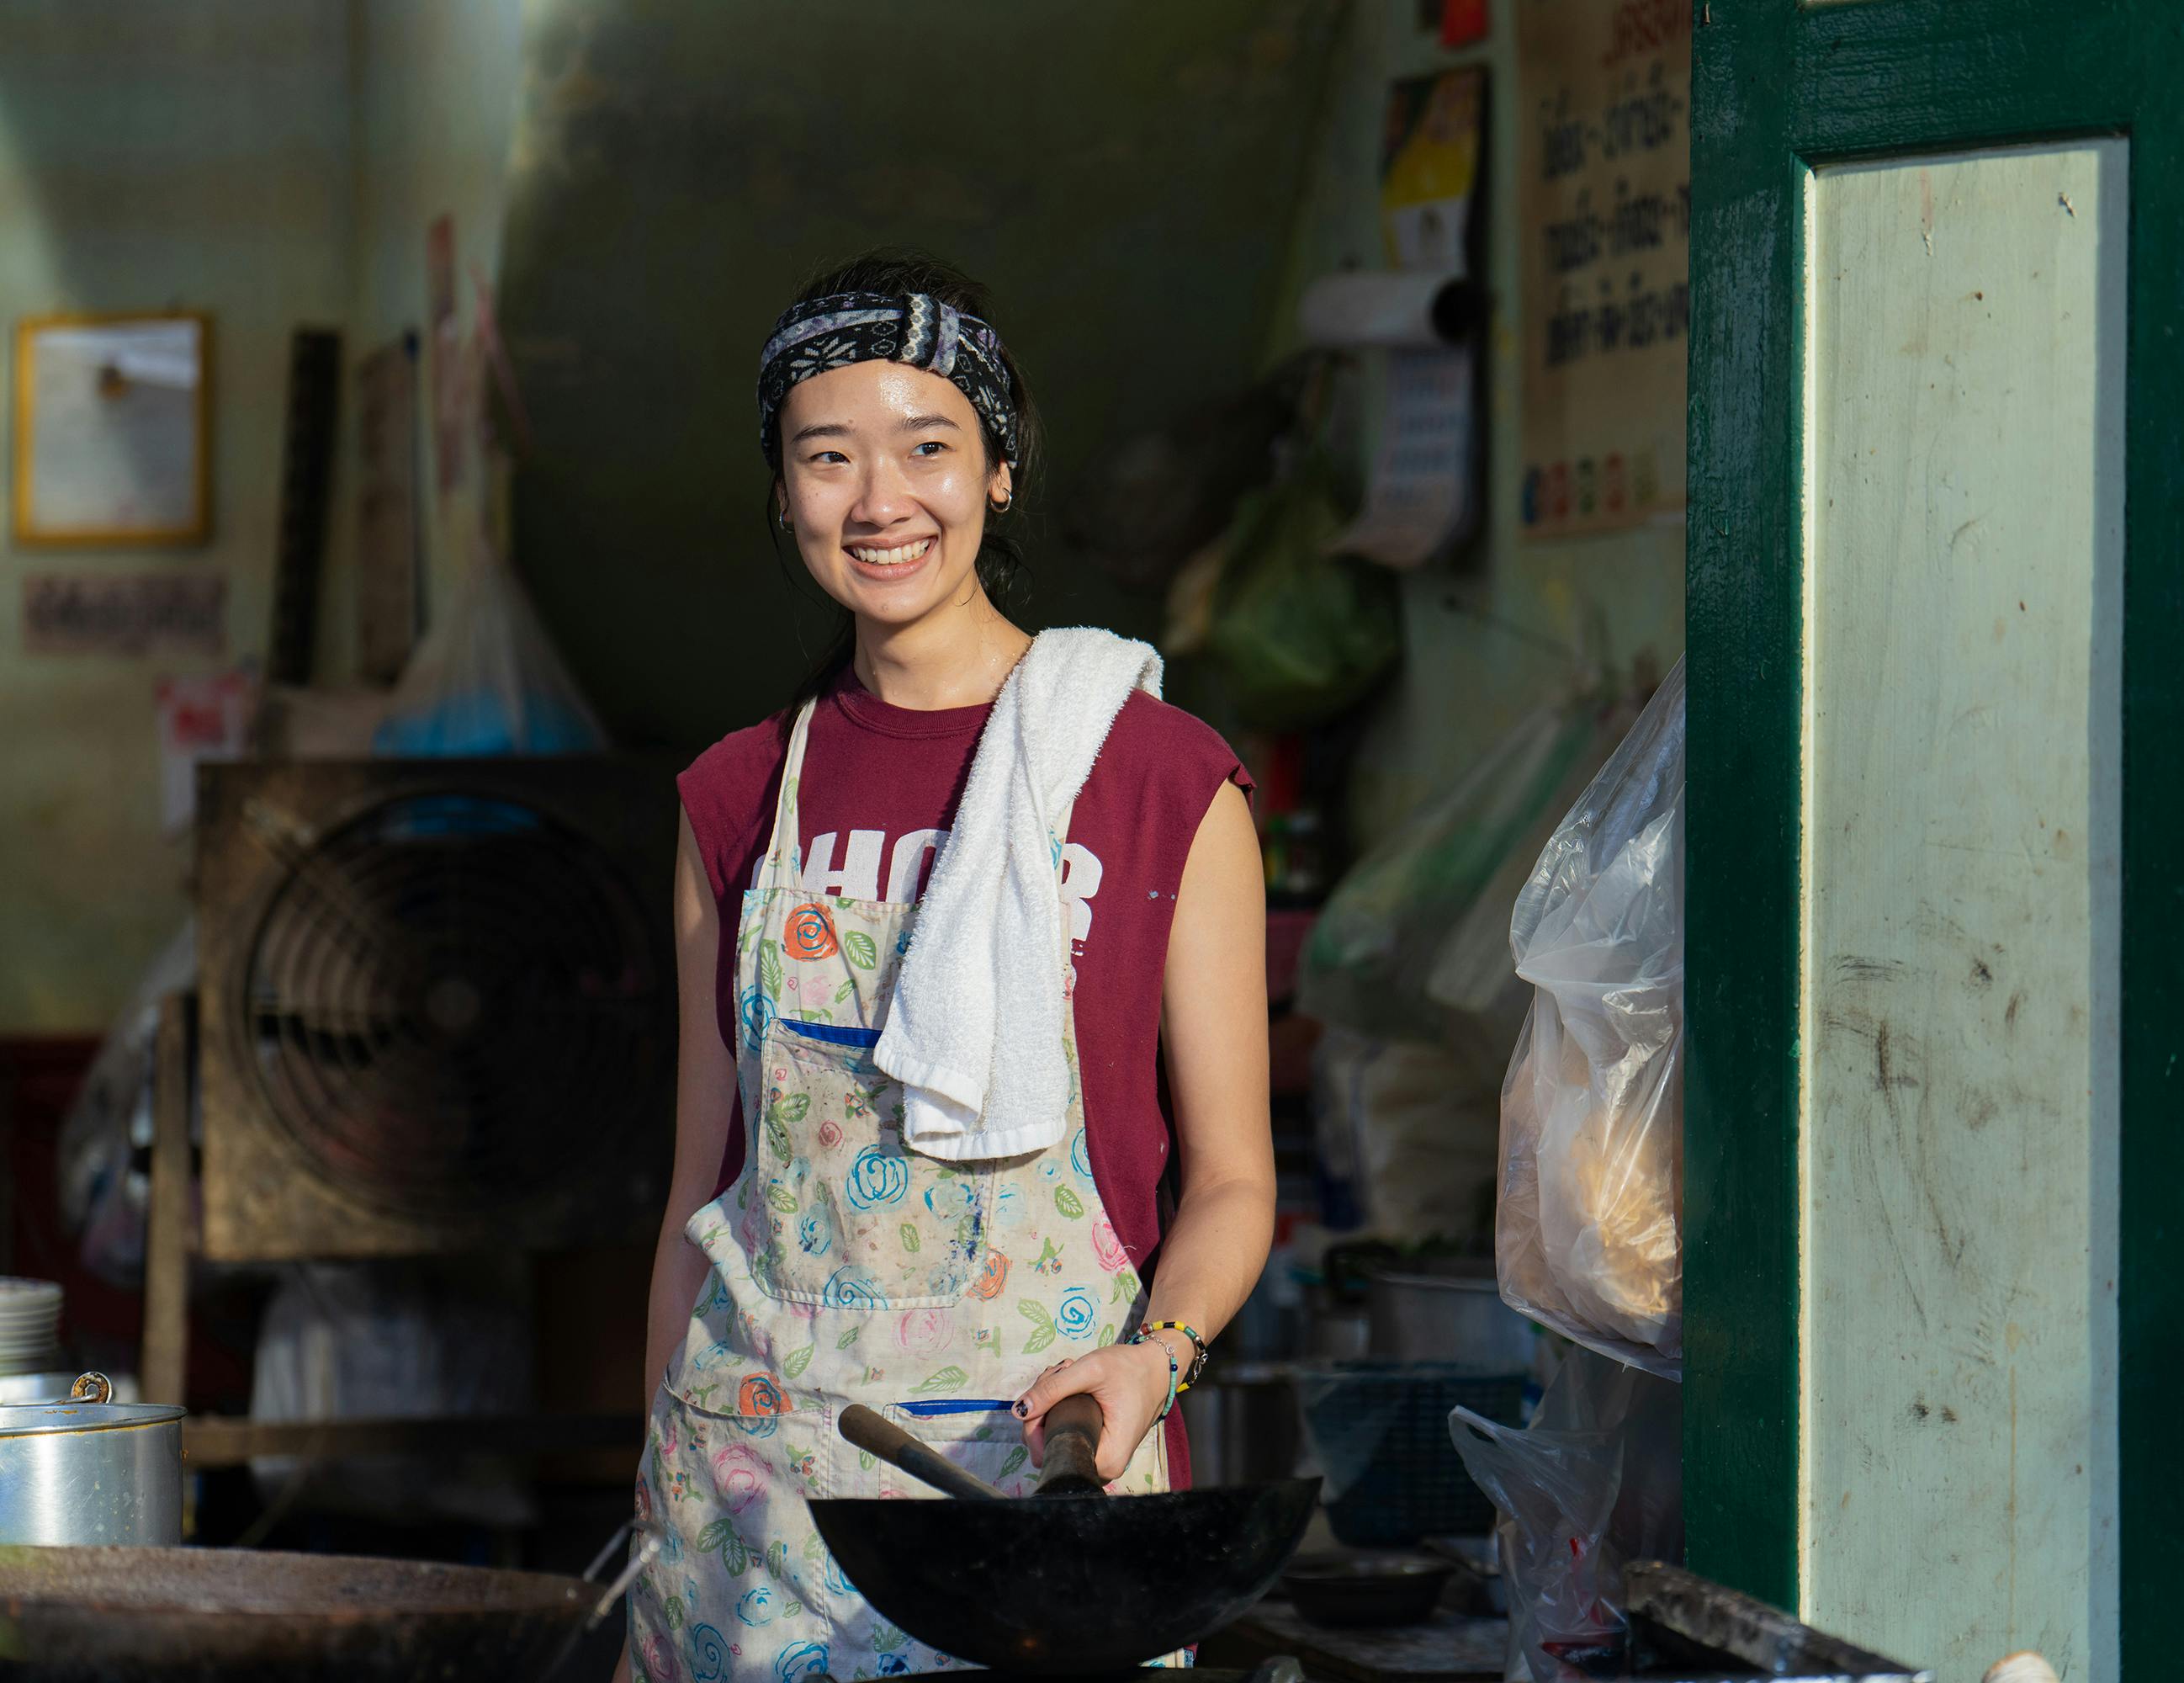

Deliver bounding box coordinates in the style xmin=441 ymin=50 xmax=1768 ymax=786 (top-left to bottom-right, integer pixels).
xmin=808 ymin=1397 xmax=1318 ymax=1674
xmin=0 ymin=1544 xmax=628 ymax=1681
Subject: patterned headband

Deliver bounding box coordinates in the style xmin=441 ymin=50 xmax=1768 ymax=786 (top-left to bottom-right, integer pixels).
xmin=757 ymin=291 xmax=1022 ymax=467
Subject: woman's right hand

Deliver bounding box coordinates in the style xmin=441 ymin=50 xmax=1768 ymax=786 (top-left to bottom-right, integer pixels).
xmin=1013 ymin=1340 xmax=1177 ymax=1483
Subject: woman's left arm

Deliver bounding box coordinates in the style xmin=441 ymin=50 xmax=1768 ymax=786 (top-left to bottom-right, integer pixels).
xmin=1015 ymin=780 xmax=1273 ymax=1478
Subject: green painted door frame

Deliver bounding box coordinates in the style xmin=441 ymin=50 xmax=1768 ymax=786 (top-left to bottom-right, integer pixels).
xmin=1684 ymin=0 xmax=2179 ymax=1664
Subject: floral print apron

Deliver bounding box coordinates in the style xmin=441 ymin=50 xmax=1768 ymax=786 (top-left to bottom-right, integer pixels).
xmin=630 ymin=699 xmax=1173 ymax=1682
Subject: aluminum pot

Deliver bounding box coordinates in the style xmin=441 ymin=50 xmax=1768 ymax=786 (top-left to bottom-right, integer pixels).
xmin=1366 ymin=1267 xmax=1537 ymax=1372
xmin=0 ymin=1372 xmax=185 ymax=1546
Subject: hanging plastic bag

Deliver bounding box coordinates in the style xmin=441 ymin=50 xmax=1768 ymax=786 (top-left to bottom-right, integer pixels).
xmin=373 ymin=546 xmax=605 ymax=756
xmin=1200 ymin=453 xmax=1402 ymax=733
xmin=1297 ymin=698 xmax=1598 ymax=1043
xmin=1497 ymin=660 xmax=1684 ymax=1378
xmin=1450 ymin=1346 xmax=1683 ymax=1681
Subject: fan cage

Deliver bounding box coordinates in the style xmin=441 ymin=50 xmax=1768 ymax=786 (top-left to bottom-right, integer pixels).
xmin=228 ymin=787 xmax=670 ymax=1223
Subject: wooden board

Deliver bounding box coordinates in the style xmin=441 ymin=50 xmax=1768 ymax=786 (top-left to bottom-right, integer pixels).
xmin=140 ymin=995 xmax=195 ymax=1407
xmin=1801 ymin=138 xmax=2124 ymax=1682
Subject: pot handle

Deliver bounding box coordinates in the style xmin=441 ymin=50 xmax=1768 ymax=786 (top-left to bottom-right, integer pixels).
xmin=580 ymin=1519 xmax=664 ymax=1627
xmin=534 ymin=1520 xmax=665 ymax=1683
xmin=1034 ymin=1391 xmax=1107 ymax=1497
xmin=70 ymin=1372 xmax=114 ymax=1404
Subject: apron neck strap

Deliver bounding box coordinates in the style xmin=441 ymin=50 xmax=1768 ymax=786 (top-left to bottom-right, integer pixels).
xmin=761 ymin=693 xmax=1079 ymax=893
xmin=762 ymin=699 xmax=819 ymax=879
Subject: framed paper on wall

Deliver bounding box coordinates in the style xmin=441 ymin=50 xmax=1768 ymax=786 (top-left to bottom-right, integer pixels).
xmin=12 ymin=311 xmax=212 ymax=546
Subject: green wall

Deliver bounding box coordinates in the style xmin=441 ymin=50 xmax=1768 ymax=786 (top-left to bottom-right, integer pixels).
xmin=0 ymin=2 xmax=355 ymax=1033
xmin=0 ymin=0 xmax=527 ymax=1033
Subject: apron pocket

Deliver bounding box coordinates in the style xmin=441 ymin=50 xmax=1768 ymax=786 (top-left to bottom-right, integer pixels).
xmin=742 ymin=1027 xmax=994 ymax=1309
xmin=833 ymin=1402 xmax=1034 ymax=1500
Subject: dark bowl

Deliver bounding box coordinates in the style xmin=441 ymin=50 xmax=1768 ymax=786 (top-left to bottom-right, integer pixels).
xmin=1280 ymin=1553 xmax=1454 ymax=1627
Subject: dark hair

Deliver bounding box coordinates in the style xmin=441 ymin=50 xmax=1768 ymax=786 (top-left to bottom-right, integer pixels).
xmin=769 ymin=249 xmax=1043 ymax=713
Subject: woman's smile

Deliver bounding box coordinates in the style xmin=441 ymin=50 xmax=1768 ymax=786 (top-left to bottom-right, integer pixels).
xmin=846 ymin=534 xmax=936 ymax=580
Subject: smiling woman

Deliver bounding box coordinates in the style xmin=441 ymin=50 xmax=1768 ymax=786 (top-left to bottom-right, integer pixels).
xmin=761 ymin=252 xmax=1044 ymax=713
xmin=619 ymin=251 xmax=1274 ymax=1683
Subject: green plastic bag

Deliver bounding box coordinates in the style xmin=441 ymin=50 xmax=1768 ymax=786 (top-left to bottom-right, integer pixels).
xmin=1204 ymin=456 xmax=1401 ymax=732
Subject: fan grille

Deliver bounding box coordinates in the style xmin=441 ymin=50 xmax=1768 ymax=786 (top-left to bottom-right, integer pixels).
xmin=240 ymin=792 xmax=667 ymax=1219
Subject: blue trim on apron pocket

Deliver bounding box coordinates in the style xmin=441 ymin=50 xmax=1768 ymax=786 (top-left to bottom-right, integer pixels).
xmin=893 ymin=1399 xmax=1015 ymax=1417
xmin=782 ymin=1019 xmax=883 ymax=1049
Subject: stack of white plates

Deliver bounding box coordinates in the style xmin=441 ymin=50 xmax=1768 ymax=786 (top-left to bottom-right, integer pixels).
xmin=0 ymin=1279 xmax=63 ymax=1377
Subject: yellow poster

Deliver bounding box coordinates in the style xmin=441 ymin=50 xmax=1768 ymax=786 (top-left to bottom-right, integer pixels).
xmin=1516 ymin=0 xmax=1689 ymax=539
xmin=1380 ymin=68 xmax=1487 ymax=272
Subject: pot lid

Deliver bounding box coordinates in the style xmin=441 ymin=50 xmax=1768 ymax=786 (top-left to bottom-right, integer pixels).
xmin=0 ymin=1399 xmax=187 ymax=1436
xmin=0 ymin=1372 xmax=183 ymax=1436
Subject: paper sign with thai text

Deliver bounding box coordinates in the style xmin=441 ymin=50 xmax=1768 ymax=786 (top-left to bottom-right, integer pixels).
xmin=23 ymin=571 xmax=226 ymax=657
xmin=1516 ymin=0 xmax=1689 ymax=539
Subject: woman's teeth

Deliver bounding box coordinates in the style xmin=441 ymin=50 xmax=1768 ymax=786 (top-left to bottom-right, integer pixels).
xmin=850 ymin=539 xmax=933 ymax=567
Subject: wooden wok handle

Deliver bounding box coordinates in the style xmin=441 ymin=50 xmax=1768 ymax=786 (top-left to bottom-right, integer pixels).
xmin=837 ymin=1404 xmax=1006 ymax=1500
xmin=1035 ymin=1391 xmax=1106 ymax=1497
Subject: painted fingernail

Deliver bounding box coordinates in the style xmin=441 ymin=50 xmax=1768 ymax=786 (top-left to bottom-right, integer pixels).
xmin=1012 ymin=1400 xmax=1028 ymax=1418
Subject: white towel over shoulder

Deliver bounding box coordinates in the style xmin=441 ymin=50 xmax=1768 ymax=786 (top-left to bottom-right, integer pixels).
xmin=874 ymin=627 xmax=1162 ymax=1161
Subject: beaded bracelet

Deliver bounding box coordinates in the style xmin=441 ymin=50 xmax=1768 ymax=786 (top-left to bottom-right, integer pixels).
xmin=1126 ymin=1329 xmax=1181 ymax=1421
xmin=1139 ymin=1320 xmax=1209 ymax=1392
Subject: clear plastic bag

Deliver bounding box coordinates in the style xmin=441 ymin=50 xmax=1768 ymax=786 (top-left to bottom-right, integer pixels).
xmin=1450 ymin=1346 xmax=1683 ymax=1681
xmin=1496 ymin=660 xmax=1684 ymax=1378
xmin=373 ymin=547 xmax=605 ymax=756
xmin=57 ymin=919 xmax=198 ymax=1286
xmin=1298 ymin=698 xmax=1599 ymax=1043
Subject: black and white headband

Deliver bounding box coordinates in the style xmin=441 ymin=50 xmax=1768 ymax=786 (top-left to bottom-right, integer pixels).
xmin=756 ymin=291 xmax=1021 ymax=467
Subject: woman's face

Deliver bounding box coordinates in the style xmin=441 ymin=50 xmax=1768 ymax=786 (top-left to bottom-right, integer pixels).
xmin=777 ymin=360 xmax=1012 ymax=628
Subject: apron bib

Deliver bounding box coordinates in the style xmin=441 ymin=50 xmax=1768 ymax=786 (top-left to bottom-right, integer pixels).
xmin=629 ymin=700 xmax=1174 ymax=1683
